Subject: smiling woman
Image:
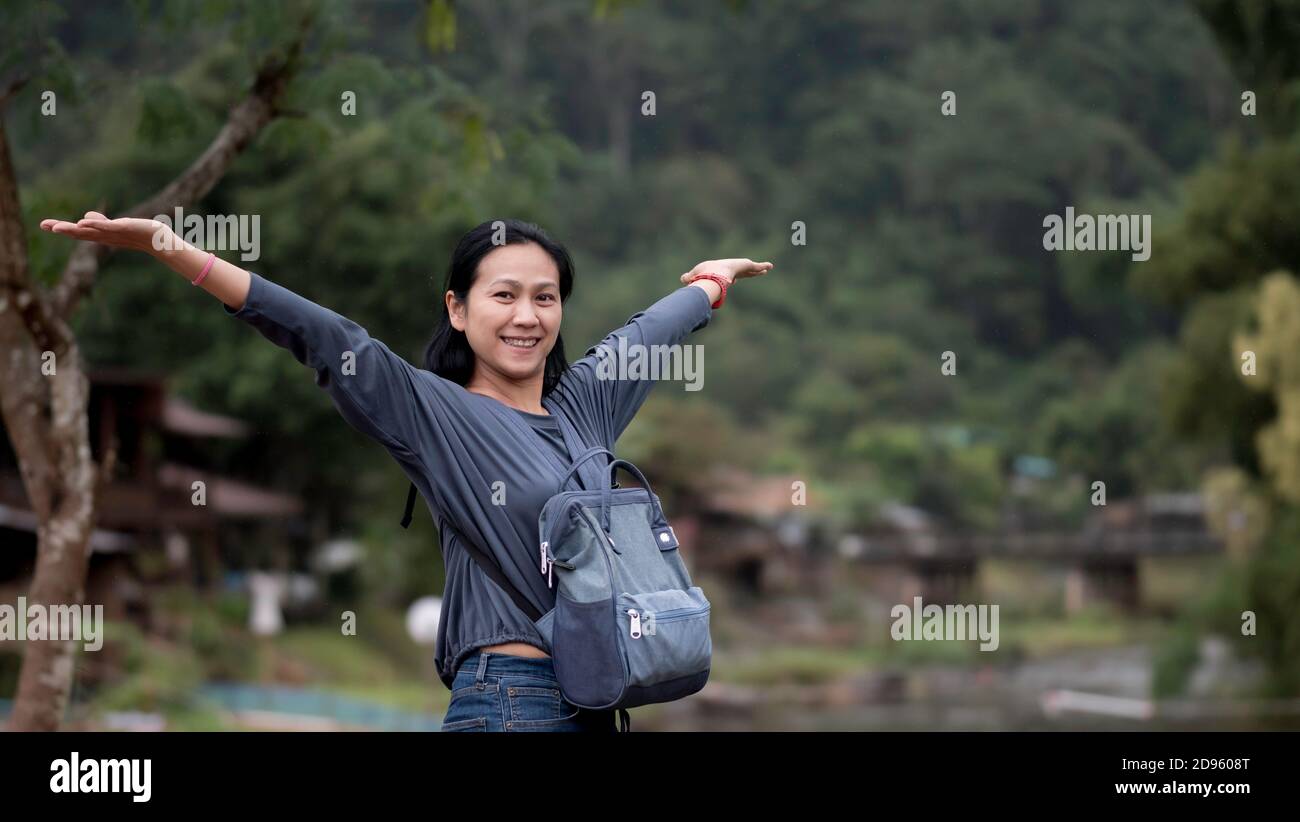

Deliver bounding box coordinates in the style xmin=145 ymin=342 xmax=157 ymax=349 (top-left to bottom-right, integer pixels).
xmin=38 ymin=211 xmax=772 ymax=731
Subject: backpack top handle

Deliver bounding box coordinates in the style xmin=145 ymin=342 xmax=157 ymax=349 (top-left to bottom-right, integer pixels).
xmin=598 ymin=458 xmax=664 ymax=532
xmin=556 ymin=446 xmax=615 ymax=492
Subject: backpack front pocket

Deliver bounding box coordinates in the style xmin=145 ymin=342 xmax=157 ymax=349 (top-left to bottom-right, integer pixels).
xmin=552 ymin=591 xmax=627 ymax=709
xmin=618 ymin=587 xmax=712 ymax=688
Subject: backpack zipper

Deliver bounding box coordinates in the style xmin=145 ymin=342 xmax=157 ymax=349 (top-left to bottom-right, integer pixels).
xmin=624 ymin=602 xmax=710 ymax=638
xmin=652 ymin=604 xmax=711 ymax=621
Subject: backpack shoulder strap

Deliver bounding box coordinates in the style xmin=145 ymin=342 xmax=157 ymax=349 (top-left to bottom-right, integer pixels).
xmin=400 ymin=481 xmax=419 ymax=529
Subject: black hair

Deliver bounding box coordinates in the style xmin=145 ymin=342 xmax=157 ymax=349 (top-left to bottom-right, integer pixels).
xmin=422 ymin=219 xmax=574 ymax=396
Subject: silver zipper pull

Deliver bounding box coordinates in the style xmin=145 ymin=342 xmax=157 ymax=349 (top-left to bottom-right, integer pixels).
xmin=540 ymin=541 xmax=549 ymax=575
xmin=627 ymin=609 xmax=641 ymax=639
xmin=548 ymin=561 xmax=553 ymax=589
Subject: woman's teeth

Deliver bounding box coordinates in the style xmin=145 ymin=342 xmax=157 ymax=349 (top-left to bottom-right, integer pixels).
xmin=502 ymin=337 xmax=539 ymax=348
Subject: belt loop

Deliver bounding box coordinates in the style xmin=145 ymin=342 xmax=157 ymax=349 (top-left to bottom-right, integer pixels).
xmin=475 ymin=651 xmax=490 ymax=688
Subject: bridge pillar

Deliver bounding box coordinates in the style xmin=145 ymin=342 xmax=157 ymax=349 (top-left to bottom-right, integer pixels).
xmin=1065 ymin=558 xmax=1139 ymax=614
xmin=904 ymin=558 xmax=978 ymax=605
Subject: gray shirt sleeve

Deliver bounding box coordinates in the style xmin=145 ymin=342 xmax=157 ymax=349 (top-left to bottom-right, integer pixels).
xmin=557 ymin=284 xmax=714 ymax=446
xmin=222 ymin=271 xmax=440 ymax=465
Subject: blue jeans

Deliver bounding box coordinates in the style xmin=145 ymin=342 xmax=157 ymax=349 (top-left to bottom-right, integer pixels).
xmin=440 ymin=651 xmax=623 ymax=732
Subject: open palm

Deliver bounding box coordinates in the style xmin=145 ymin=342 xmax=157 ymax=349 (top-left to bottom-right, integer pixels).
xmin=40 ymin=211 xmax=172 ymax=254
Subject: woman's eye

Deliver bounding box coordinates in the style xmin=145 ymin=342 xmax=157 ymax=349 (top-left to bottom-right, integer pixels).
xmin=494 ymin=291 xmax=513 ymax=299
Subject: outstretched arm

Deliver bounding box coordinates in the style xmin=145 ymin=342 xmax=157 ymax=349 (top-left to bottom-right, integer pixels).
xmin=40 ymin=212 xmax=435 ymax=461
xmin=557 ymin=257 xmax=773 ymax=444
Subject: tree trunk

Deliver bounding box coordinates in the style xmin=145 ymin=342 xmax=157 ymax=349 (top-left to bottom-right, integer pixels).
xmin=0 ymin=115 xmax=106 ymax=731
xmin=0 ymin=30 xmax=306 ymax=730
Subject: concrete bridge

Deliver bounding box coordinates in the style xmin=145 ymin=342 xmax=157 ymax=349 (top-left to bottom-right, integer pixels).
xmin=845 ymin=528 xmax=1223 ymax=612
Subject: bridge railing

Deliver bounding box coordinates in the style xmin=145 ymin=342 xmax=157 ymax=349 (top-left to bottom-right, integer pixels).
xmin=854 ymin=530 xmax=1223 ymax=561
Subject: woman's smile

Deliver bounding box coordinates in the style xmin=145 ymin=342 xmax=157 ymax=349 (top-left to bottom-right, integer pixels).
xmin=501 ymin=335 xmax=541 ymax=350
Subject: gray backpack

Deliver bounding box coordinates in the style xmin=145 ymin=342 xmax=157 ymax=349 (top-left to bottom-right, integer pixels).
xmin=536 ymin=446 xmax=713 ymax=718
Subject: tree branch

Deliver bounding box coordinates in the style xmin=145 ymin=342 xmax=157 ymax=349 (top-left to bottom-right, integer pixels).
xmin=51 ymin=23 xmax=310 ymax=319
xmin=0 ymin=72 xmax=31 ymax=112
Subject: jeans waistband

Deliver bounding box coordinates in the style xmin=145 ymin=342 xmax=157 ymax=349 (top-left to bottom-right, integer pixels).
xmin=457 ymin=650 xmax=628 ymax=732
xmin=458 ymin=650 xmax=557 ymax=680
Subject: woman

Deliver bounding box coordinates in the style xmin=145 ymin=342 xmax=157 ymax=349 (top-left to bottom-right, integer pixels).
xmin=40 ymin=212 xmax=773 ymax=731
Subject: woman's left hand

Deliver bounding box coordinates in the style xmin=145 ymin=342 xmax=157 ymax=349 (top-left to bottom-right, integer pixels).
xmin=679 ymin=258 xmax=774 ymax=285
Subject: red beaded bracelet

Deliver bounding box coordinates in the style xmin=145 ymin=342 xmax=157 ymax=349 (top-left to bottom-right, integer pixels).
xmin=688 ymin=272 xmax=728 ymax=309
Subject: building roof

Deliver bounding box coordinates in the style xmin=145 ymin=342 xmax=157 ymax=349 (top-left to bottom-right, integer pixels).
xmin=704 ymin=467 xmax=824 ymax=519
xmin=0 ymin=503 xmax=136 ymax=552
xmin=157 ymin=463 xmax=303 ymax=518
xmin=161 ymin=397 xmax=250 ymax=438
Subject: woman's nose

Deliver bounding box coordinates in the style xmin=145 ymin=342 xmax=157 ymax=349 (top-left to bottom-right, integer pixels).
xmin=512 ymin=305 xmax=540 ymax=326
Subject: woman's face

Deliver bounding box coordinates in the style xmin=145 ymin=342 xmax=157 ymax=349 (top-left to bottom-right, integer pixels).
xmin=446 ymin=241 xmax=562 ymax=384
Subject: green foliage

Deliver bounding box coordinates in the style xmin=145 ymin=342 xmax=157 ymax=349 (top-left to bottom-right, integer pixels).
xmin=1134 ymin=138 xmax=1300 ymax=307
xmin=841 ymin=423 xmax=1004 ymax=529
xmin=1235 ymin=509 xmax=1300 ymax=695
xmin=1194 ymin=0 xmax=1300 ymax=136
xmin=1033 ymin=343 xmax=1211 ymax=497
xmin=1124 ymin=3 xmax=1300 ymax=696
xmin=91 ymin=619 xmax=204 ymax=713
xmin=425 ymin=0 xmax=456 ymax=54
xmin=135 ymin=78 xmax=204 ymax=144
xmin=1153 ymin=626 xmax=1201 ymax=698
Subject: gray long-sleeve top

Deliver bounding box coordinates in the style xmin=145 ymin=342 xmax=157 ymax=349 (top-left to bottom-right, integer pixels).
xmin=224 ymin=271 xmax=713 ymax=688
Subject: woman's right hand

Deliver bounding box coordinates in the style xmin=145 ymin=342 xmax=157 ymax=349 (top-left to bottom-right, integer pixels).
xmin=679 ymin=258 xmax=774 ymax=285
xmin=40 ymin=211 xmax=177 ymax=256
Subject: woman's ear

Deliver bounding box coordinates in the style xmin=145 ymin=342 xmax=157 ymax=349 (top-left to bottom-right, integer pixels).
xmin=445 ymin=290 xmax=466 ymax=332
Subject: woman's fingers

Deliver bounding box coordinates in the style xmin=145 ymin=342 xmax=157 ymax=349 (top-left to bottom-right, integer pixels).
xmin=41 ymin=214 xmax=114 ymax=233
xmin=47 ymin=221 xmax=111 ymax=242
xmin=735 ymin=260 xmax=773 ymax=278
xmin=42 ymin=217 xmax=99 ymax=232
xmin=679 ymin=259 xmax=772 ymax=284
xmin=53 ymin=224 xmax=98 ymax=238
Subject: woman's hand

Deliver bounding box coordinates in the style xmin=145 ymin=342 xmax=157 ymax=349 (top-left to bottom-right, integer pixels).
xmin=41 ymin=209 xmax=249 ymax=309
xmin=40 ymin=211 xmax=177 ymax=256
xmin=679 ymin=258 xmax=774 ymax=285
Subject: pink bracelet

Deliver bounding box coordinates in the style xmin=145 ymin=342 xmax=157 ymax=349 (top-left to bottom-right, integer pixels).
xmin=191 ymin=252 xmax=215 ymax=286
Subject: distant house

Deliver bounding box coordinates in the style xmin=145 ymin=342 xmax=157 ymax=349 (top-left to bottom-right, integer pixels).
xmin=669 ymin=467 xmax=828 ymax=594
xmin=0 ymin=369 xmax=304 ymax=630
xmin=847 ymin=502 xmax=940 ymax=559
